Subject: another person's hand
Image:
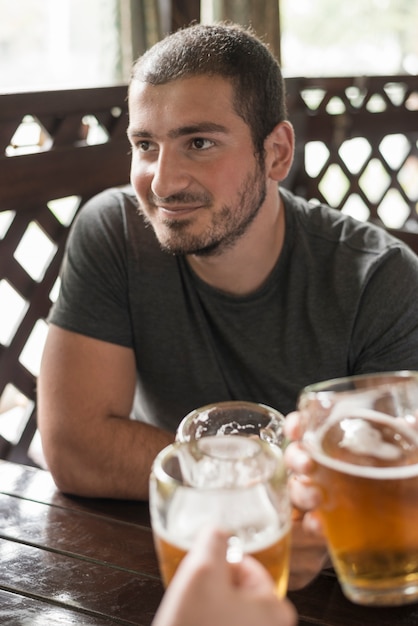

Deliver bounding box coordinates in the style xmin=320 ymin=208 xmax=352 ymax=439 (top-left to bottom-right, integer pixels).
xmin=285 ymin=411 xmax=332 ymax=589
xmin=152 ymin=526 xmax=297 ymax=626
xmin=287 ymin=516 xmax=330 ymax=589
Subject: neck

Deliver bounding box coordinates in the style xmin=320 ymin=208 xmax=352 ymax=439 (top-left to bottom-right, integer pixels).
xmin=187 ymin=190 xmax=285 ymax=296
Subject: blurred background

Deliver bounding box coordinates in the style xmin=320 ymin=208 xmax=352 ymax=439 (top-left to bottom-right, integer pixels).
xmin=1 ymin=0 xmax=418 ymax=93
xmin=1 ymin=0 xmax=417 ymax=466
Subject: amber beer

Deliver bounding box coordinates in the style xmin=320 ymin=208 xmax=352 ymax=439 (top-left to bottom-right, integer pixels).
xmin=153 ymin=519 xmax=291 ymax=598
xmin=308 ymin=410 xmax=418 ymax=606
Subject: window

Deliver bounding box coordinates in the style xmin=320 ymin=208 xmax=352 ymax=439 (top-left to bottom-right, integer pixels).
xmin=280 ymin=0 xmax=418 ymax=77
xmin=0 ymin=0 xmax=133 ymax=93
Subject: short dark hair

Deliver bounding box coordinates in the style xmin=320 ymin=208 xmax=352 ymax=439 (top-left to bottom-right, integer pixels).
xmin=131 ymin=22 xmax=287 ymax=158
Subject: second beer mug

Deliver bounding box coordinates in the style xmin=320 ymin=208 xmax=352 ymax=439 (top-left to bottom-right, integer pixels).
xmin=298 ymin=371 xmax=418 ymax=606
xmin=149 ymin=435 xmax=292 ymax=598
xmin=176 ymin=400 xmax=287 ymax=448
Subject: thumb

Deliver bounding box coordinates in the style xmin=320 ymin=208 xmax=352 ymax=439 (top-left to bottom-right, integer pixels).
xmin=184 ymin=525 xmax=230 ymax=574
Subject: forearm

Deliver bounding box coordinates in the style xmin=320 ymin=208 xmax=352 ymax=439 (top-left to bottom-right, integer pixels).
xmin=40 ymin=410 xmax=174 ymax=500
xmin=37 ymin=326 xmax=175 ymax=500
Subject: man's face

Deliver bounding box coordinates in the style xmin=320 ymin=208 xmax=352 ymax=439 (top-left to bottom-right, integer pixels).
xmin=127 ymin=75 xmax=267 ymax=257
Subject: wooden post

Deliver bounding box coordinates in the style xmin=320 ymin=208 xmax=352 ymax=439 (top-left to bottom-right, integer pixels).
xmin=170 ymin=0 xmax=201 ymax=31
xmin=208 ymin=0 xmax=281 ymax=61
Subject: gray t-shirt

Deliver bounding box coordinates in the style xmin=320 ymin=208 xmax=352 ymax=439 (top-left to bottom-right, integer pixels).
xmin=49 ymin=186 xmax=418 ymax=430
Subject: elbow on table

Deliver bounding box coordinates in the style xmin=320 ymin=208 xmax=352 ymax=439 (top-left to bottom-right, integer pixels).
xmin=39 ymin=430 xmax=94 ymax=497
xmin=43 ymin=455 xmax=81 ymax=496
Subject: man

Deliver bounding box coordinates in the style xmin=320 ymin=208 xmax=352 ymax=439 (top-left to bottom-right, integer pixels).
xmin=38 ymin=22 xmax=418 ymax=588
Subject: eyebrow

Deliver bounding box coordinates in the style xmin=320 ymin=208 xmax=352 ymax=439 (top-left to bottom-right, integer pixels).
xmin=127 ymin=122 xmax=228 ymax=140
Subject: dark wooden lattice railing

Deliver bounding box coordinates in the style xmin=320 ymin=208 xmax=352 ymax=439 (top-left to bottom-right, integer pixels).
xmin=285 ymin=74 xmax=418 ymax=250
xmin=0 ymin=86 xmax=130 ymax=465
xmin=0 ymin=75 xmax=417 ymax=466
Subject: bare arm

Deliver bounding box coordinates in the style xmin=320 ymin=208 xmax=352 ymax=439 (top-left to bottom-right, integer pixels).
xmin=37 ymin=325 xmax=174 ymax=500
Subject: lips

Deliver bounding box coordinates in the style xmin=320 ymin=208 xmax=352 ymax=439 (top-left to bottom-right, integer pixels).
xmin=158 ymin=205 xmax=203 ymax=216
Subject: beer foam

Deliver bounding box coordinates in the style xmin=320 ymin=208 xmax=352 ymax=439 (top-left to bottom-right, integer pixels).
xmin=154 ymin=517 xmax=290 ymax=555
xmin=153 ymin=487 xmax=290 ymax=554
xmin=309 ymin=409 xmax=418 ymax=479
xmin=338 ymin=417 xmax=402 ymax=461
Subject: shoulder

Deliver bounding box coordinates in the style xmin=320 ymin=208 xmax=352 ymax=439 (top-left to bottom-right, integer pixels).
xmin=68 ymin=185 xmax=150 ymax=252
xmin=75 ymin=185 xmax=138 ymax=226
xmin=280 ymin=187 xmax=410 ymax=260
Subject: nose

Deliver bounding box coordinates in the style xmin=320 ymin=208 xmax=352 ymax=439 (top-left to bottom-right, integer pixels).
xmin=151 ymin=147 xmax=191 ymax=199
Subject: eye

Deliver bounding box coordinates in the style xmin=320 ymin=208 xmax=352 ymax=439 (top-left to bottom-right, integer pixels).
xmin=138 ymin=141 xmax=157 ymax=152
xmin=129 ymin=139 xmax=158 ymax=153
xmin=191 ymin=138 xmax=214 ymax=150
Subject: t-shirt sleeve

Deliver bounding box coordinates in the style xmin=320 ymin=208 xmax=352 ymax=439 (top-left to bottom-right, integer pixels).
xmin=48 ymin=188 xmax=134 ymax=347
xmin=349 ymin=243 xmax=418 ymax=373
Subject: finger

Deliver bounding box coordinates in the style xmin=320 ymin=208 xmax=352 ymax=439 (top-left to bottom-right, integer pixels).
xmin=284 ymin=442 xmax=316 ymax=475
xmin=180 ymin=525 xmax=229 ymax=576
xmin=291 ymin=518 xmax=326 ymax=546
xmin=288 ymin=473 xmax=322 ymax=511
xmin=302 ymin=511 xmax=326 ymax=537
xmin=284 ymin=411 xmax=303 ymax=440
xmin=192 ymin=525 xmax=229 ymax=560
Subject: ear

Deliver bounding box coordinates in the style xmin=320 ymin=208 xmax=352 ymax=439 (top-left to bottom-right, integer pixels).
xmin=264 ymin=121 xmax=295 ymax=182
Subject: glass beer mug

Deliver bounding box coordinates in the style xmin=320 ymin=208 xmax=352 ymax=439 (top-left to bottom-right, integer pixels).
xmin=176 ymin=400 xmax=287 ymax=448
xmin=298 ymin=370 xmax=418 ymax=606
xmin=149 ymin=435 xmax=292 ymax=598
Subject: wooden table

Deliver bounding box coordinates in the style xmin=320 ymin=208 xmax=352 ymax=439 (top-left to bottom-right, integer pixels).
xmin=1 ymin=460 xmax=418 ymax=626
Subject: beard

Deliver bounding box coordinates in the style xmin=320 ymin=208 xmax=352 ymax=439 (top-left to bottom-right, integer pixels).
xmin=138 ymin=159 xmax=267 ymax=257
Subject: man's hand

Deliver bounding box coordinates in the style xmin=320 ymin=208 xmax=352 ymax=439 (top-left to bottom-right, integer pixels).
xmin=285 ymin=411 xmax=332 ymax=589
